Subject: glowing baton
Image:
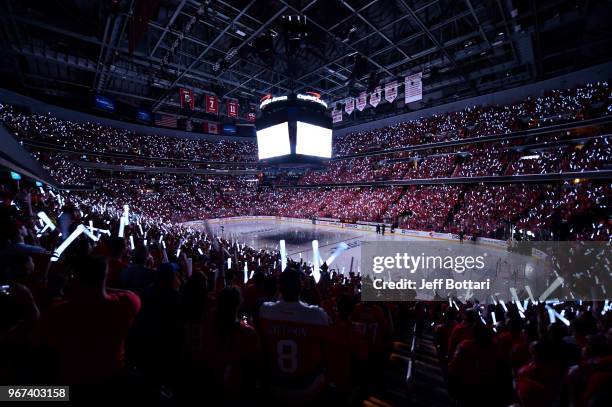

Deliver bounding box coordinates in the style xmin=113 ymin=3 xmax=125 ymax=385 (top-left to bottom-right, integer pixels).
xmin=312 ymin=240 xmax=320 ymax=282
xmin=92 ymin=227 xmax=111 ymax=235
xmin=244 ymin=262 xmax=249 ymax=284
xmin=130 ymin=236 xmax=135 ymax=250
xmin=524 ymin=285 xmax=535 ymax=303
xmin=82 ymin=226 xmax=100 ymax=242
xmin=510 ymin=288 xmax=524 ymax=313
xmin=36 ymin=224 xmax=50 ymax=237
xmin=51 ymin=225 xmax=85 ymax=262
xmin=118 ymin=216 xmax=126 ymax=237
xmin=539 ymin=277 xmax=564 ymax=301
xmin=280 ymin=240 xmax=287 ymax=271
xmin=37 ymin=211 xmax=56 ymax=231
xmin=545 ymin=306 xmax=556 ymax=324
xmin=326 ymin=242 xmax=348 ymax=265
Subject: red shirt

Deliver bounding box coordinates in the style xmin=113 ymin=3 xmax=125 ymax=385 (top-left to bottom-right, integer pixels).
xmin=34 ymin=290 xmax=141 ymax=383
xmin=351 ymin=303 xmax=388 ymax=354
xmin=258 ymin=300 xmax=330 ymax=385
xmin=434 ymin=322 xmax=455 ymax=356
xmin=448 ymin=321 xmax=474 ymax=359
xmin=244 ymin=284 xmax=266 ymax=312
xmin=516 ymin=362 xmax=563 ymax=407
xmin=106 ymin=258 xmax=128 ymax=288
xmin=200 ymin=320 xmax=261 ymax=389
xmin=448 ymin=339 xmax=511 ymax=405
xmin=324 ymin=320 xmax=368 ymax=389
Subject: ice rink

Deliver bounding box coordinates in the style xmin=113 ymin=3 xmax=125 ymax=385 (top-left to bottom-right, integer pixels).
xmin=195 ymin=218 xmax=411 ymax=275
xmin=186 ymin=218 xmax=547 ymax=301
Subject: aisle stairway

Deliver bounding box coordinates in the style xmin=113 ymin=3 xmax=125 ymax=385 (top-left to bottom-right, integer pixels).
xmin=362 ymin=328 xmax=450 ymax=407
xmin=362 ymin=327 xmax=416 ymax=407
xmin=409 ymin=330 xmax=451 ymax=407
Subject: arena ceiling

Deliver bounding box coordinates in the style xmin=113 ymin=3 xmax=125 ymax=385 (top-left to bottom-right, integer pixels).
xmin=0 ymin=0 xmax=611 ymax=126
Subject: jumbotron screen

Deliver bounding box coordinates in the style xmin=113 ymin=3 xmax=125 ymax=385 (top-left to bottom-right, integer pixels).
xmin=256 ymin=122 xmax=290 ymax=159
xmin=295 ymin=121 xmax=332 ymax=158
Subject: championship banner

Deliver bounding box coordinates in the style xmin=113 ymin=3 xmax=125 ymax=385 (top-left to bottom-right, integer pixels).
xmin=179 ymin=88 xmax=195 ymax=110
xmin=332 ymin=108 xmax=342 ymax=123
xmin=345 ymin=97 xmax=355 ymax=115
xmin=227 ymin=100 xmax=238 ymax=117
xmin=205 ymin=94 xmax=218 ymax=114
xmin=384 ymin=81 xmax=397 ymax=103
xmin=246 ymin=112 xmax=256 ymax=122
xmin=356 ymin=92 xmax=367 ymax=111
xmin=204 ymin=121 xmax=219 ymax=134
xmin=405 ymin=72 xmax=423 ymax=103
xmin=370 ymin=86 xmax=381 ymax=107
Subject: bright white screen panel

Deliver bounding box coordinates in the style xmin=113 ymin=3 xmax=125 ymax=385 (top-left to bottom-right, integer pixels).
xmin=256 ymin=122 xmax=290 ymax=159
xmin=296 ymin=121 xmax=332 ymax=158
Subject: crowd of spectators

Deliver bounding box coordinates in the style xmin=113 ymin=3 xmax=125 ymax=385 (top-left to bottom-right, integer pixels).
xmin=0 ymin=176 xmax=416 ymax=403
xmin=432 ymin=298 xmax=612 ymax=407
xmin=0 ymin=81 xmax=609 ymax=241
xmin=334 ymin=81 xmax=612 ymax=156
xmin=0 ymin=104 xmax=257 ymax=162
xmin=2 ymin=175 xmax=610 ymax=405
xmin=1 ymin=81 xmax=610 ymax=171
xmin=33 ymin=169 xmax=603 ymax=241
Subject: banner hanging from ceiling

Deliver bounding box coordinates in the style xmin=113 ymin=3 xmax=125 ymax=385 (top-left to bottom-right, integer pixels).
xmin=179 ymin=88 xmax=195 ymax=110
xmin=405 ymin=72 xmax=423 ymax=104
xmin=356 ymin=92 xmax=367 ymax=111
xmin=345 ymin=97 xmax=355 ymax=115
xmin=332 ymin=108 xmax=342 ymax=123
xmin=227 ymin=99 xmax=238 ymax=117
xmin=384 ymin=81 xmax=397 ymax=103
xmin=205 ymin=94 xmax=218 ymax=114
xmin=370 ymin=86 xmax=381 ymax=107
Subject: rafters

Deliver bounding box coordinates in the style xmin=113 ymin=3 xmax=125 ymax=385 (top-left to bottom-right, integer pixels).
xmin=3 ymin=0 xmax=591 ymax=125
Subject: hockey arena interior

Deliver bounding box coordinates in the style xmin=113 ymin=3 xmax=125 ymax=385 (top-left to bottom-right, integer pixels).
xmin=0 ymin=0 xmax=611 ymax=405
